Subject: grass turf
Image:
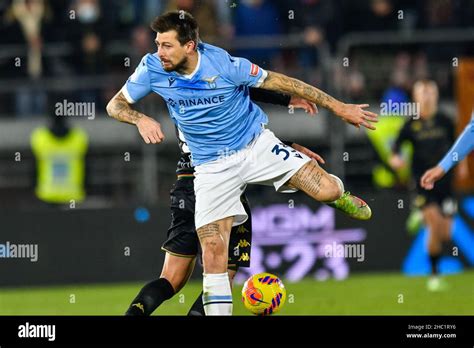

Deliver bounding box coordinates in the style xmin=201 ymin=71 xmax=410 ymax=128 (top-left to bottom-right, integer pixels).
xmin=0 ymin=271 xmax=473 ymax=315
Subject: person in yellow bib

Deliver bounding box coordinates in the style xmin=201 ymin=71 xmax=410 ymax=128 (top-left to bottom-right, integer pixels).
xmin=31 ymin=116 xmax=88 ymax=205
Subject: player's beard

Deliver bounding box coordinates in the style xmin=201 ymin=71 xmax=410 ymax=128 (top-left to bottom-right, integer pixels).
xmin=162 ymin=56 xmax=188 ymax=74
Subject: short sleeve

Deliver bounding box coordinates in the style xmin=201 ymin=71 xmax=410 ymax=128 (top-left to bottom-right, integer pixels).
xmin=123 ymin=56 xmax=152 ymax=103
xmin=223 ymin=54 xmax=268 ymax=87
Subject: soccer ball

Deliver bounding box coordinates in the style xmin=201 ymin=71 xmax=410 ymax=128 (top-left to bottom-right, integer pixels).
xmin=241 ymin=272 xmax=286 ymax=315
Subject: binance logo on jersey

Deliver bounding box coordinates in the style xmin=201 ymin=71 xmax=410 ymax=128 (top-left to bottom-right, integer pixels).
xmin=167 ymin=95 xmax=225 ymax=108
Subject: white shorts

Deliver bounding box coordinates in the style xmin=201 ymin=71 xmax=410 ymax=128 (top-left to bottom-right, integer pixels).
xmin=194 ymin=128 xmax=311 ymax=230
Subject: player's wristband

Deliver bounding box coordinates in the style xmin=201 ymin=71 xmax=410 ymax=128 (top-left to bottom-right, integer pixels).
xmin=249 ymin=88 xmax=291 ymax=107
xmin=282 ymin=140 xmax=293 ymax=147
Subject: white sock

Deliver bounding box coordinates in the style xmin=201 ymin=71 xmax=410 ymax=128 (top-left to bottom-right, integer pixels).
xmin=202 ymin=272 xmax=233 ymax=316
xmin=329 ymin=174 xmax=345 ymax=201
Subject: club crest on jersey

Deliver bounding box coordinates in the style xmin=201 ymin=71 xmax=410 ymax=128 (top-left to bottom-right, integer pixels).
xmin=250 ymin=64 xmax=259 ymax=76
xmin=202 ymin=75 xmax=219 ymax=89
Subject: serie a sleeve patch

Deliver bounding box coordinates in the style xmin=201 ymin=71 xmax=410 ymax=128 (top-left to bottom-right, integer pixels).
xmin=250 ymin=63 xmax=260 ymax=76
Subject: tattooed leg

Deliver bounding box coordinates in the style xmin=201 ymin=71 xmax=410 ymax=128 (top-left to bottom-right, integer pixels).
xmin=288 ymin=160 xmax=343 ymax=202
xmin=289 ymin=161 xmax=373 ymax=220
xmin=197 ymin=217 xmax=234 ymax=274
xmin=197 ymin=217 xmax=234 ymax=315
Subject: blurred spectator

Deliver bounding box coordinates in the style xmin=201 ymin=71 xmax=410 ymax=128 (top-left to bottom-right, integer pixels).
xmin=31 ymin=113 xmax=88 ymax=206
xmin=381 ymin=52 xmax=411 ymax=109
xmin=414 ymin=0 xmax=464 ymax=77
xmin=130 ymin=25 xmax=154 ymax=66
xmin=276 ymin=0 xmax=342 ymax=82
xmin=277 ymin=0 xmax=342 ymax=51
xmin=0 ymin=0 xmax=472 ymax=119
xmin=68 ymin=0 xmax=105 ymax=72
xmin=346 ymin=70 xmax=367 ymax=102
xmin=2 ymin=0 xmax=52 ymax=116
xmin=335 ymin=64 xmax=367 ymax=102
xmin=214 ymin=0 xmax=234 ymax=40
xmin=417 ymin=0 xmax=462 ymax=29
xmin=343 ymin=0 xmax=399 ymax=32
xmin=366 ymin=0 xmax=399 ymax=31
xmin=74 ymin=0 xmax=101 ymax=24
xmin=166 ymin=0 xmax=219 ymax=42
xmin=9 ymin=0 xmax=44 ymax=78
xmin=382 ymin=77 xmax=410 ymax=113
xmin=141 ymin=0 xmax=166 ymax=25
xmin=232 ymin=0 xmax=282 ymax=68
xmin=68 ymin=0 xmax=106 ymax=107
xmin=412 ymin=52 xmax=429 ymax=81
xmin=111 ymin=0 xmax=165 ymax=35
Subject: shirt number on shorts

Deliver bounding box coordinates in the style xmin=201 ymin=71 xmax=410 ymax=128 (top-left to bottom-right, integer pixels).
xmin=271 ymin=144 xmax=290 ymax=161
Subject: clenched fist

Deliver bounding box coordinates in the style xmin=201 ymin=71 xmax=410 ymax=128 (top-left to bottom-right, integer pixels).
xmin=136 ymin=116 xmax=165 ymax=144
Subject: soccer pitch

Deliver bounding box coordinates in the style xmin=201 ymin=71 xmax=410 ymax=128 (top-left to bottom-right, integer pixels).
xmin=1 ymin=271 xmax=473 ymax=315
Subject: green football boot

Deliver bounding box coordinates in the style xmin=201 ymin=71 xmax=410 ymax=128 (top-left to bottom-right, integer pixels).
xmin=327 ymin=191 xmax=372 ymax=220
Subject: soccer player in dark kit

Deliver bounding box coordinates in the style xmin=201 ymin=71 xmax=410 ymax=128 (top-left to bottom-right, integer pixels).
xmin=390 ymin=80 xmax=456 ymax=291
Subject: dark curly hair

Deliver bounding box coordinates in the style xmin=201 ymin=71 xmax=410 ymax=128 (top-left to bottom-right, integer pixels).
xmin=150 ymin=11 xmax=199 ymax=48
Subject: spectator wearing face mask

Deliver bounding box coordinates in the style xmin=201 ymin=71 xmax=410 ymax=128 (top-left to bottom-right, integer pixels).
xmin=68 ymin=0 xmax=106 ymax=108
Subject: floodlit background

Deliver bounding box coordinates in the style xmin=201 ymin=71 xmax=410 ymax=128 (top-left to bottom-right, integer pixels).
xmin=0 ymin=0 xmax=473 ymax=315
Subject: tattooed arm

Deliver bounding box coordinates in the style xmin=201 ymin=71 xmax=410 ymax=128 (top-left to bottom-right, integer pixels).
xmin=260 ymin=71 xmax=378 ymax=130
xmin=106 ymin=89 xmax=165 ymax=144
xmin=106 ymin=90 xmax=145 ymax=125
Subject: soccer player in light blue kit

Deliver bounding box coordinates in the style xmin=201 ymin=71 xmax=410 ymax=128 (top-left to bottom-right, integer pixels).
xmin=421 ymin=111 xmax=474 ymax=190
xmin=107 ymin=11 xmax=378 ymax=315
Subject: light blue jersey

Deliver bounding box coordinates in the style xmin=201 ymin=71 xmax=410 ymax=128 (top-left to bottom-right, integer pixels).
xmin=123 ymin=42 xmax=269 ymax=166
xmin=438 ymin=111 xmax=474 ymax=173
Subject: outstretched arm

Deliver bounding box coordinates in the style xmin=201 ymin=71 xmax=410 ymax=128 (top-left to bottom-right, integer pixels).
xmin=421 ymin=119 xmax=474 ymax=189
xmin=259 ymin=71 xmax=378 ymax=129
xmin=249 ymin=88 xmax=317 ymax=114
xmin=106 ymin=89 xmax=165 ymax=144
xmin=438 ymin=120 xmax=474 ymax=174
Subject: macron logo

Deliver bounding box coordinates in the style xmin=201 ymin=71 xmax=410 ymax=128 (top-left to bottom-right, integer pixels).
xmin=168 ymin=77 xmax=176 ymax=87
xmin=18 ymin=322 xmax=56 ymax=341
